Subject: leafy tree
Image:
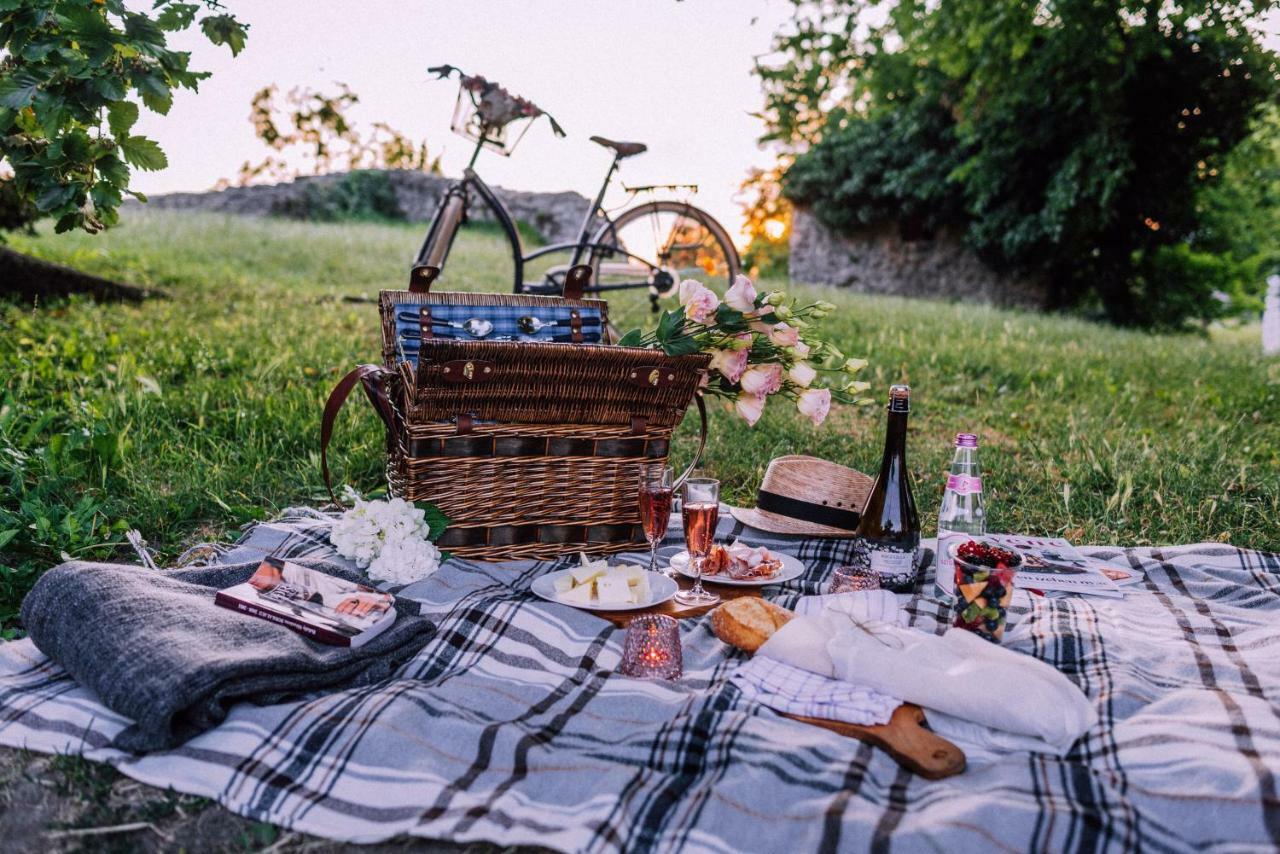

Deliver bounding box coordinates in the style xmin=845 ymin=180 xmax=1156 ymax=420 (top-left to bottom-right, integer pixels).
xmin=0 ymin=0 xmax=247 ymax=298
xmin=226 ymin=82 xmax=442 ymax=187
xmin=760 ymin=0 xmax=1280 ymax=328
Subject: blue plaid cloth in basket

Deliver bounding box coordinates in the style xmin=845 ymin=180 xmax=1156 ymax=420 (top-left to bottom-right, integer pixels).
xmin=392 ymin=302 xmax=604 ymax=363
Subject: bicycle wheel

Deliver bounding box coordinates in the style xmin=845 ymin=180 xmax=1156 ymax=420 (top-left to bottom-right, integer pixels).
xmin=587 ymin=200 xmax=740 ymax=297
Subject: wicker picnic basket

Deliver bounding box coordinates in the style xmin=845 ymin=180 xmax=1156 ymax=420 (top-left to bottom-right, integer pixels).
xmin=321 ymin=265 xmax=710 ymax=561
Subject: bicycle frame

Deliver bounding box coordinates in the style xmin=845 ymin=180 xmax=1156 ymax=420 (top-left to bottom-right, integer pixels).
xmin=418 ymin=136 xmax=667 ymax=293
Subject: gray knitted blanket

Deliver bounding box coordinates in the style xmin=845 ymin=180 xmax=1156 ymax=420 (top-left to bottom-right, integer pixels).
xmin=19 ymin=558 xmax=435 ymax=751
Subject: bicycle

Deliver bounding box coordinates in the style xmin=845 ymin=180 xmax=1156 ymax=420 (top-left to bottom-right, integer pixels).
xmin=414 ymin=65 xmax=741 ymax=310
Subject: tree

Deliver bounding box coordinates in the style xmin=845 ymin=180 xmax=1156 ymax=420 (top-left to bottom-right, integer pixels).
xmin=226 ymin=83 xmax=442 ymax=187
xmin=759 ymin=0 xmax=1280 ymax=328
xmin=0 ymin=0 xmax=247 ymax=299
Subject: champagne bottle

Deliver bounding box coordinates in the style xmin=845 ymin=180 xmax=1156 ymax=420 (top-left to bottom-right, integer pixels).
xmin=852 ymin=384 xmax=921 ymax=591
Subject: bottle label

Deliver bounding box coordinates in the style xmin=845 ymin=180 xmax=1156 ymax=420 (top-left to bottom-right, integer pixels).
xmin=936 ymin=530 xmax=962 ymax=597
xmin=852 ymin=541 xmax=919 ymax=591
xmin=945 ymin=474 xmax=982 ymax=495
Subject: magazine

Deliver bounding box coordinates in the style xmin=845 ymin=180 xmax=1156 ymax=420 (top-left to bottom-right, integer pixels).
xmin=215 ymin=558 xmax=397 ymax=647
xmin=984 ymin=534 xmax=1124 ymax=598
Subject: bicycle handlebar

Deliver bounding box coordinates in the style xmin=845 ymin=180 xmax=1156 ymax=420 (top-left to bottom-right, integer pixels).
xmin=429 ymin=64 xmax=565 ymax=138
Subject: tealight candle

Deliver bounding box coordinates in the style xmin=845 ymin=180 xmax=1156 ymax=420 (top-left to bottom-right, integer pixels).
xmin=618 ymin=614 xmax=682 ymax=680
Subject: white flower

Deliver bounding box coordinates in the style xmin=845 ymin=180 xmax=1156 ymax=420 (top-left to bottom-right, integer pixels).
xmin=797 ymin=387 xmax=832 ymax=426
xmin=788 ymin=361 xmax=817 ymax=388
xmin=331 ymin=490 xmax=437 ymax=577
xmin=725 ymin=275 xmax=758 ymax=313
xmin=367 ymin=537 xmax=442 ymax=586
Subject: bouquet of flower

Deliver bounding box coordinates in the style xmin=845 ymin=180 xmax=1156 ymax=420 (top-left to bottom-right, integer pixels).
xmin=329 ymin=489 xmax=449 ymax=586
xmin=616 ymin=276 xmax=871 ymax=426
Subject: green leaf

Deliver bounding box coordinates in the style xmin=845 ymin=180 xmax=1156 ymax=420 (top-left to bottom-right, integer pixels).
xmin=200 ymin=14 xmax=248 ymax=56
xmin=117 ymin=135 xmax=168 ymax=171
xmin=124 ymin=12 xmax=166 ymax=45
xmin=414 ymin=501 xmax=450 ymax=542
xmin=156 ymin=3 xmax=200 ymax=31
xmin=0 ymin=71 xmax=43 ymax=110
xmin=107 ymin=101 xmax=139 ymax=138
xmin=713 ymin=304 xmax=746 ymax=329
xmin=616 ymin=328 xmax=644 ymax=347
xmin=133 ymin=73 xmax=173 ymax=114
xmin=656 ymin=309 xmax=685 ymax=343
xmin=0 ymin=530 xmax=17 ymax=550
xmin=96 ymin=155 xmax=130 ymax=187
xmin=35 ymin=183 xmax=77 ymax=212
xmin=661 ymin=335 xmax=703 ymax=357
xmin=93 ymin=76 xmax=127 ymax=102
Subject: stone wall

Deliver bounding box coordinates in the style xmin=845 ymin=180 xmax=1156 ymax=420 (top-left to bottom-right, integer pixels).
xmin=788 ymin=205 xmax=1048 ymax=309
xmin=130 ymin=170 xmax=592 ymax=244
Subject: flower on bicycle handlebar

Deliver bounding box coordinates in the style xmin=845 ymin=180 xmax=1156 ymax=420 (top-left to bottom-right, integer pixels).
xmin=678 ymin=279 xmax=720 ymax=324
xmin=725 ymin=275 xmax=758 ymax=313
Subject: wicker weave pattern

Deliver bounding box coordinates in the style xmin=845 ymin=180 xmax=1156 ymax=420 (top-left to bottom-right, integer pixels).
xmin=374 ymin=288 xmax=709 ymax=561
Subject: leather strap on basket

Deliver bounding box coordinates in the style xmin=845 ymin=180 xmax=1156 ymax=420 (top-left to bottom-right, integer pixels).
xmin=320 ymin=364 xmax=397 ymax=507
xmin=409 ymin=264 xmax=440 ymax=294
xmin=563 ymin=264 xmax=591 ymax=300
xmin=673 ymin=394 xmax=709 ymax=490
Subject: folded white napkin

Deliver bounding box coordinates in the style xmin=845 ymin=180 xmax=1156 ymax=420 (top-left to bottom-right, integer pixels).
xmin=730 ymin=591 xmax=904 ymax=727
xmin=754 ymin=594 xmax=1097 ymax=756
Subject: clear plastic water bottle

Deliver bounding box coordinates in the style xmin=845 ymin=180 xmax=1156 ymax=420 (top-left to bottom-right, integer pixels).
xmin=935 ymin=433 xmax=986 ymax=601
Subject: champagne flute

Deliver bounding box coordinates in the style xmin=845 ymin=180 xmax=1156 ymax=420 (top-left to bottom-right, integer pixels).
xmin=675 ymin=477 xmax=720 ymax=606
xmin=639 ymin=465 xmax=674 ymax=575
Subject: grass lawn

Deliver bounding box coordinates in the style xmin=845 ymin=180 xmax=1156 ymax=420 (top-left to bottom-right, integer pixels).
xmin=3 ymin=210 xmax=1279 ymax=630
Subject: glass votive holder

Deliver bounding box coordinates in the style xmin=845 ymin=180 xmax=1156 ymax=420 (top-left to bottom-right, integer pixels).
xmin=618 ymin=614 xmax=682 ymax=680
xmin=827 ymin=565 xmax=881 ymax=595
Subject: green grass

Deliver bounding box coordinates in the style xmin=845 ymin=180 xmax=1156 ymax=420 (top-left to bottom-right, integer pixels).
xmin=2 ymin=211 xmax=1278 ymax=629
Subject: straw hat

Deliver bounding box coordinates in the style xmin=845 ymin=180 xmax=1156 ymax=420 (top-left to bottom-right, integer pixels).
xmin=730 ymin=455 xmax=875 ymax=539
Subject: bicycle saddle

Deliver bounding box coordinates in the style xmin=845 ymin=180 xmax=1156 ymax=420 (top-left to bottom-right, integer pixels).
xmin=590 ymin=136 xmax=648 ymax=158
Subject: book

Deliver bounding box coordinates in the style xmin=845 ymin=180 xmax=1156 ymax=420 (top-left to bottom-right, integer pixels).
xmin=984 ymin=534 xmax=1124 ymax=599
xmin=215 ymin=557 xmax=397 ymax=647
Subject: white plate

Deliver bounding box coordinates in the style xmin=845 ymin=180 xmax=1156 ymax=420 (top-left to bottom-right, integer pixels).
xmin=531 ymin=566 xmax=679 ymax=612
xmin=670 ymin=548 xmax=806 ymax=587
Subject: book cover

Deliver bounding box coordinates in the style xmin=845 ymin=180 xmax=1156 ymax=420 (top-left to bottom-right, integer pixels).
xmin=215 ymin=557 xmax=396 ymax=647
xmin=984 ymin=534 xmax=1124 ymax=598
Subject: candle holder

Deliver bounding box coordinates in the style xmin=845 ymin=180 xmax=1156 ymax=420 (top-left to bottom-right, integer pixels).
xmin=827 ymin=565 xmax=880 ymax=594
xmin=618 ymin=614 xmax=682 ymax=680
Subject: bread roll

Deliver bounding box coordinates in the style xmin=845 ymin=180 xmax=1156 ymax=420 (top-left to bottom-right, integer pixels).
xmin=710 ymin=598 xmax=794 ymax=653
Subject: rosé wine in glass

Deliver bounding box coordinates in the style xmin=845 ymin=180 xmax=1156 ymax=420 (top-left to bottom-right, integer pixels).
xmin=676 ymin=478 xmax=720 ymax=607
xmin=639 ymin=466 xmax=674 ymax=575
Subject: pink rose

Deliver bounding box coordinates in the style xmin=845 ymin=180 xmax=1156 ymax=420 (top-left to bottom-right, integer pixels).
xmin=725 ymin=275 xmax=758 ymax=313
xmin=734 ymin=392 xmax=766 ymax=426
xmin=788 ymin=361 xmax=817 ymax=388
xmin=709 ymin=347 xmax=750 ymax=383
xmin=740 ymin=363 xmax=783 ymax=396
xmin=678 ymin=279 xmax=719 ymax=324
xmin=797 ymin=387 xmax=831 ymax=426
xmin=768 ymin=322 xmax=799 ymax=347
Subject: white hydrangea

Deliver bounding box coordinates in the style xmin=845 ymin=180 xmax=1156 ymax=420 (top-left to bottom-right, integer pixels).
xmin=367 ymin=537 xmax=443 ymax=586
xmin=330 ymin=488 xmax=441 ymax=585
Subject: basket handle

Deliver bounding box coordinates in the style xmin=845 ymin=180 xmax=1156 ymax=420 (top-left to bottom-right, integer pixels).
xmin=563 ymin=264 xmax=591 ymax=300
xmin=409 ymin=264 xmax=441 ymax=294
xmin=320 ymin=364 xmax=398 ymax=507
xmin=672 ymin=393 xmax=709 ymax=491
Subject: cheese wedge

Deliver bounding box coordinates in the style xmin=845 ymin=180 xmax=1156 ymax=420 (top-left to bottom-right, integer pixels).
xmin=630 ymin=575 xmax=652 ymax=605
xmin=552 ymin=574 xmax=575 ymax=594
xmin=595 ymin=576 xmax=631 ymax=604
xmin=570 ymin=563 xmax=608 ymax=586
xmin=559 ymin=583 xmax=595 ymax=605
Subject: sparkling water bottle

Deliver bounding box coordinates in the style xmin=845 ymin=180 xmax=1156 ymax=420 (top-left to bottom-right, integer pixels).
xmin=935 ymin=433 xmax=986 ymax=601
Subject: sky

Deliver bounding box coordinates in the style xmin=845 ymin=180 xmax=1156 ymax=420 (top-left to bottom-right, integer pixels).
xmin=131 ymin=1 xmax=798 ymax=242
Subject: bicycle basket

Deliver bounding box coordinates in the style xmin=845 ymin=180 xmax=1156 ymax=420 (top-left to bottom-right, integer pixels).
xmin=451 ymin=82 xmax=537 ymax=156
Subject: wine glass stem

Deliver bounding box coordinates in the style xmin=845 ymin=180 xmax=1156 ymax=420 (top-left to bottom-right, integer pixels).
xmin=648 ymin=541 xmax=658 ymax=574
xmin=691 ymin=554 xmax=704 ymax=596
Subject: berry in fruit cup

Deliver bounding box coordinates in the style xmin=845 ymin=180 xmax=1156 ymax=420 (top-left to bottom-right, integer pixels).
xmin=953 ymin=540 xmax=1022 ymax=643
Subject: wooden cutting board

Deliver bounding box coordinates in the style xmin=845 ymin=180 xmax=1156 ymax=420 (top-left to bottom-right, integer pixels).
xmin=592 ymin=577 xmax=967 ymax=779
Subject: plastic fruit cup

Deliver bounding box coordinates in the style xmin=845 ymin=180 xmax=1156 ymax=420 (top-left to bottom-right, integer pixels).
xmin=952 ymin=539 xmax=1023 ymax=643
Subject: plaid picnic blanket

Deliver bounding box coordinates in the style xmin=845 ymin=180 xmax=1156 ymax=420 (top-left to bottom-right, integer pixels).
xmin=2 ymin=507 xmax=1279 ymax=852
